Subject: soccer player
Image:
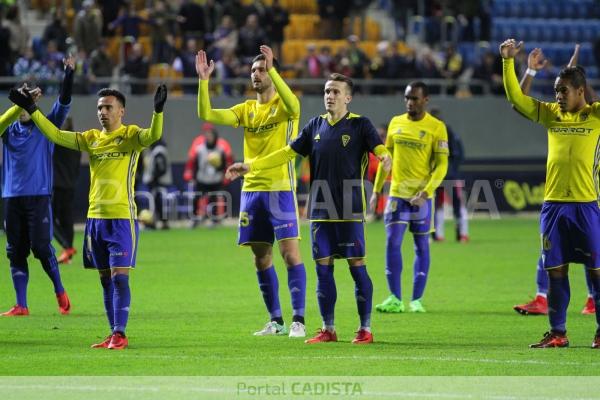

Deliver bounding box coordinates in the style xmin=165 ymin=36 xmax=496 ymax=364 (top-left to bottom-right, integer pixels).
xmin=501 ymin=38 xmax=600 ymax=348
xmin=512 ymin=45 xmax=596 ymax=316
xmin=371 ymin=81 xmax=449 ymax=314
xmin=0 ymin=57 xmax=75 ymax=317
xmin=196 ymin=45 xmax=307 ymax=338
xmin=226 ymin=73 xmax=392 ymax=344
xmin=8 ymin=84 xmax=168 ymax=350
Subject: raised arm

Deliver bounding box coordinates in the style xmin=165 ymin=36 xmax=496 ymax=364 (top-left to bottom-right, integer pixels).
xmin=501 ymin=39 xmax=540 ymax=119
xmin=262 ymin=45 xmax=300 ymax=118
xmin=196 ymin=50 xmax=239 ymax=125
xmin=519 ymin=47 xmax=547 ymax=95
xmin=8 ymin=88 xmax=81 ymax=150
xmin=0 ymin=105 xmax=22 ymax=135
xmin=225 ymin=145 xmax=298 ymax=181
xmin=138 ymin=84 xmax=166 ymax=147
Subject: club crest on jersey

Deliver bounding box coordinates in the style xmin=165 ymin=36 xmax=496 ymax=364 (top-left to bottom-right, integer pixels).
xmin=419 ymin=130 xmax=426 ymax=138
xmin=113 ymin=136 xmax=124 ymax=145
xmin=395 ymin=128 xmax=402 ymax=134
xmin=581 ymin=112 xmax=589 ymax=121
xmin=249 ymin=111 xmax=255 ymax=119
xmin=314 ymin=133 xmax=321 ymax=141
xmin=341 ymin=134 xmax=351 ymax=147
xmin=270 ymin=106 xmax=276 ymax=116
xmin=91 ymin=141 xmax=99 ymax=148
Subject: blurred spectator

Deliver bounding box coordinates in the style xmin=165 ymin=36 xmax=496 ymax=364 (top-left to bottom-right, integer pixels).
xmin=42 ymin=8 xmax=68 ymax=54
xmin=318 ymin=0 xmax=346 ymax=39
xmin=44 ymin=40 xmax=64 ymax=65
xmin=183 ymin=123 xmax=234 ymax=228
xmin=267 ymin=0 xmax=289 ymax=60
xmin=173 ymin=37 xmax=199 ymax=94
xmin=73 ymin=49 xmax=91 ymax=94
xmin=149 ymin=0 xmax=179 ymax=64
xmin=4 ymin=5 xmax=29 ymax=62
xmin=204 ymin=0 xmax=223 ymax=34
xmin=13 ymin=47 xmax=41 ymax=83
xmin=472 ymin=51 xmax=502 ymax=95
xmin=347 ymin=0 xmax=370 ymax=39
xmin=108 ymin=2 xmax=148 ymax=39
xmin=346 ymin=35 xmax=368 ymax=92
xmin=214 ymin=49 xmax=240 ymax=96
xmin=98 ymin=0 xmax=126 ymax=36
xmin=206 ymin=14 xmax=238 ymax=62
xmin=440 ymin=45 xmax=463 ymax=95
xmin=369 ymin=41 xmax=389 ymax=94
xmin=317 ymin=45 xmax=335 ymax=77
xmin=237 ymin=14 xmax=268 ymax=65
xmin=0 ymin=14 xmax=11 ymax=79
xmin=122 ymin=42 xmax=149 ymax=94
xmin=298 ymin=43 xmax=322 ymax=94
xmin=74 ymin=0 xmax=103 ymax=55
xmin=223 ymin=0 xmax=247 ymax=28
xmin=141 ymin=139 xmax=173 ymax=230
xmin=38 ymin=57 xmax=62 ymax=95
xmin=387 ymin=43 xmax=418 ymax=80
xmin=177 ymin=0 xmax=206 ymax=40
xmin=89 ymin=39 xmax=114 ymax=91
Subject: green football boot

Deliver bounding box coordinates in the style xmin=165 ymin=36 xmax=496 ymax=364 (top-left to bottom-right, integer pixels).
xmin=375 ymin=294 xmax=404 ymax=313
xmin=409 ymin=299 xmax=426 ymax=313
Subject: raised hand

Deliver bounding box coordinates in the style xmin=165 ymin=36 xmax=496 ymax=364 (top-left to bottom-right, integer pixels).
xmin=259 ymin=45 xmax=274 ymax=70
xmin=9 ymin=87 xmax=37 ymax=114
xmin=154 ymin=84 xmax=168 ymax=113
xmin=63 ymin=54 xmax=75 ymax=72
xmin=225 ymin=162 xmax=250 ymax=181
xmin=195 ymin=50 xmax=215 ymax=80
xmin=528 ymin=48 xmax=548 ymax=71
xmin=568 ymin=43 xmax=580 ymax=68
xmin=499 ymin=38 xmax=523 ymax=59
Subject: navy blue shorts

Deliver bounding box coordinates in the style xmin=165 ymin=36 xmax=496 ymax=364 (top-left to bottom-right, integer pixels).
xmin=384 ymin=196 xmax=433 ymax=234
xmin=238 ymin=191 xmax=300 ymax=245
xmin=3 ymin=195 xmax=55 ymax=261
xmin=540 ymin=201 xmax=600 ymax=269
xmin=310 ymin=221 xmax=365 ymax=260
xmin=83 ymin=218 xmax=139 ymax=270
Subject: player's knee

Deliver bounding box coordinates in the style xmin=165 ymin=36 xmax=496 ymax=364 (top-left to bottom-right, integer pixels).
xmin=7 ymin=246 xmax=29 ymax=266
xmin=254 ymin=254 xmax=272 ymax=270
xmin=281 ymin=250 xmax=301 ymax=267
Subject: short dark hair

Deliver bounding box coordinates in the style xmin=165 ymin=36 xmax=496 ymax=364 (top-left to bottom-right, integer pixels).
xmin=327 ymin=73 xmax=354 ymax=94
xmin=252 ymin=54 xmax=280 ymax=71
xmin=406 ymin=81 xmax=429 ymax=97
xmin=558 ymin=66 xmax=587 ymax=89
xmin=97 ymin=88 xmax=126 ymax=107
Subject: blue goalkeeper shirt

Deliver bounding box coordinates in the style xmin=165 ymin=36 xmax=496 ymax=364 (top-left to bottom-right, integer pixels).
xmin=2 ymin=99 xmax=70 ymax=198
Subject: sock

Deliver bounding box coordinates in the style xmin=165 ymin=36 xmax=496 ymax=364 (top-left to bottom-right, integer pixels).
xmin=536 ymin=257 xmax=549 ymax=295
xmin=548 ymin=274 xmax=570 ymax=333
xmin=112 ymin=274 xmax=131 ymax=334
xmin=100 ymin=275 xmax=115 ymax=330
xmin=10 ymin=265 xmax=29 ymax=308
xmin=412 ymin=233 xmax=431 ymax=300
xmin=256 ymin=266 xmax=282 ymax=320
xmin=385 ymin=223 xmax=406 ymax=299
xmin=586 ymin=270 xmax=600 ymax=330
xmin=316 ymin=264 xmax=336 ymax=328
xmin=40 ymin=255 xmax=65 ymax=294
xmin=349 ymin=265 xmax=373 ymax=329
xmin=287 ymin=263 xmax=306 ymax=320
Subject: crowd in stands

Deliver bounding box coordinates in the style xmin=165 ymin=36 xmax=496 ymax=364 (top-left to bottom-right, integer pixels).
xmin=0 ymin=0 xmax=597 ymax=97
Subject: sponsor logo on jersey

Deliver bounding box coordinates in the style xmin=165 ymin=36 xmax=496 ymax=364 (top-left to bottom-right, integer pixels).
xmin=549 ymin=127 xmax=593 ymax=135
xmin=91 ymin=151 xmax=128 ymax=160
xmin=247 ymin=122 xmax=279 ymax=133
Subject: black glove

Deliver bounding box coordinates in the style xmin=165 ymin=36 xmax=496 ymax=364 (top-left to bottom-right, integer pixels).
xmin=59 ymin=64 xmax=74 ymax=105
xmin=9 ymin=88 xmax=37 ymax=115
xmin=153 ymin=84 xmax=167 ymax=113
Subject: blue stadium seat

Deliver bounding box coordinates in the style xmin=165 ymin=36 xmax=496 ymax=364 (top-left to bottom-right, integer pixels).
xmin=585 ymin=66 xmax=598 ymax=79
xmin=492 ymin=0 xmax=509 ymax=18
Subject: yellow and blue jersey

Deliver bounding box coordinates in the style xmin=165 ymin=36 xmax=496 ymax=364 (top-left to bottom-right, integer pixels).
xmin=384 ymin=113 xmax=449 ymax=199
xmin=230 ymin=93 xmax=299 ymax=192
xmin=290 ymin=112 xmax=383 ymax=221
xmin=503 ymin=58 xmax=600 ymax=202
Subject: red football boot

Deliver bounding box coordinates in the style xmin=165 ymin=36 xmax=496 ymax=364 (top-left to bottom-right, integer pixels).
xmin=305 ymin=329 xmax=337 ymax=344
xmin=352 ymin=329 xmax=373 ymax=344
xmin=582 ymin=296 xmax=596 ymax=315
xmin=56 ymin=292 xmax=71 ymax=315
xmin=530 ymin=331 xmax=569 ymax=348
xmin=1 ymin=305 xmax=29 ymax=316
xmin=108 ymin=332 xmax=129 ymax=350
xmin=57 ymin=247 xmax=77 ymax=264
xmin=513 ymin=295 xmax=548 ymax=315
xmin=91 ymin=335 xmax=113 ymax=349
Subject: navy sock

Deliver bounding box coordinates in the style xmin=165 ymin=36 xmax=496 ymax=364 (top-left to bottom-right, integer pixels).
xmin=536 ymin=257 xmax=549 ymax=294
xmin=10 ymin=265 xmax=29 ymax=308
xmin=256 ymin=266 xmax=282 ymax=320
xmin=586 ymin=271 xmax=600 ymax=330
xmin=100 ymin=275 xmax=115 ymax=330
xmin=412 ymin=234 xmax=430 ymax=300
xmin=287 ymin=263 xmax=306 ymax=319
xmin=316 ymin=264 xmax=337 ymax=327
xmin=112 ymin=274 xmax=131 ymax=334
xmin=548 ymin=274 xmax=570 ymax=333
xmin=349 ymin=265 xmax=373 ymax=328
xmin=385 ymin=223 xmax=406 ymax=299
xmin=40 ymin=255 xmax=65 ymax=294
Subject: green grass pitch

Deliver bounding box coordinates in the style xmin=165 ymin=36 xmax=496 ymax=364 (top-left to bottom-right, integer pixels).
xmin=0 ymin=217 xmax=597 ymax=376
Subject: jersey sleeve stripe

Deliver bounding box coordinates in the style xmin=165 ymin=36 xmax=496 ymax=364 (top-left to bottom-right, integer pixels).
xmin=594 ymin=136 xmax=600 ymax=202
xmin=286 ymin=118 xmax=295 ymax=190
xmin=126 ymin=150 xmax=139 ymax=220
